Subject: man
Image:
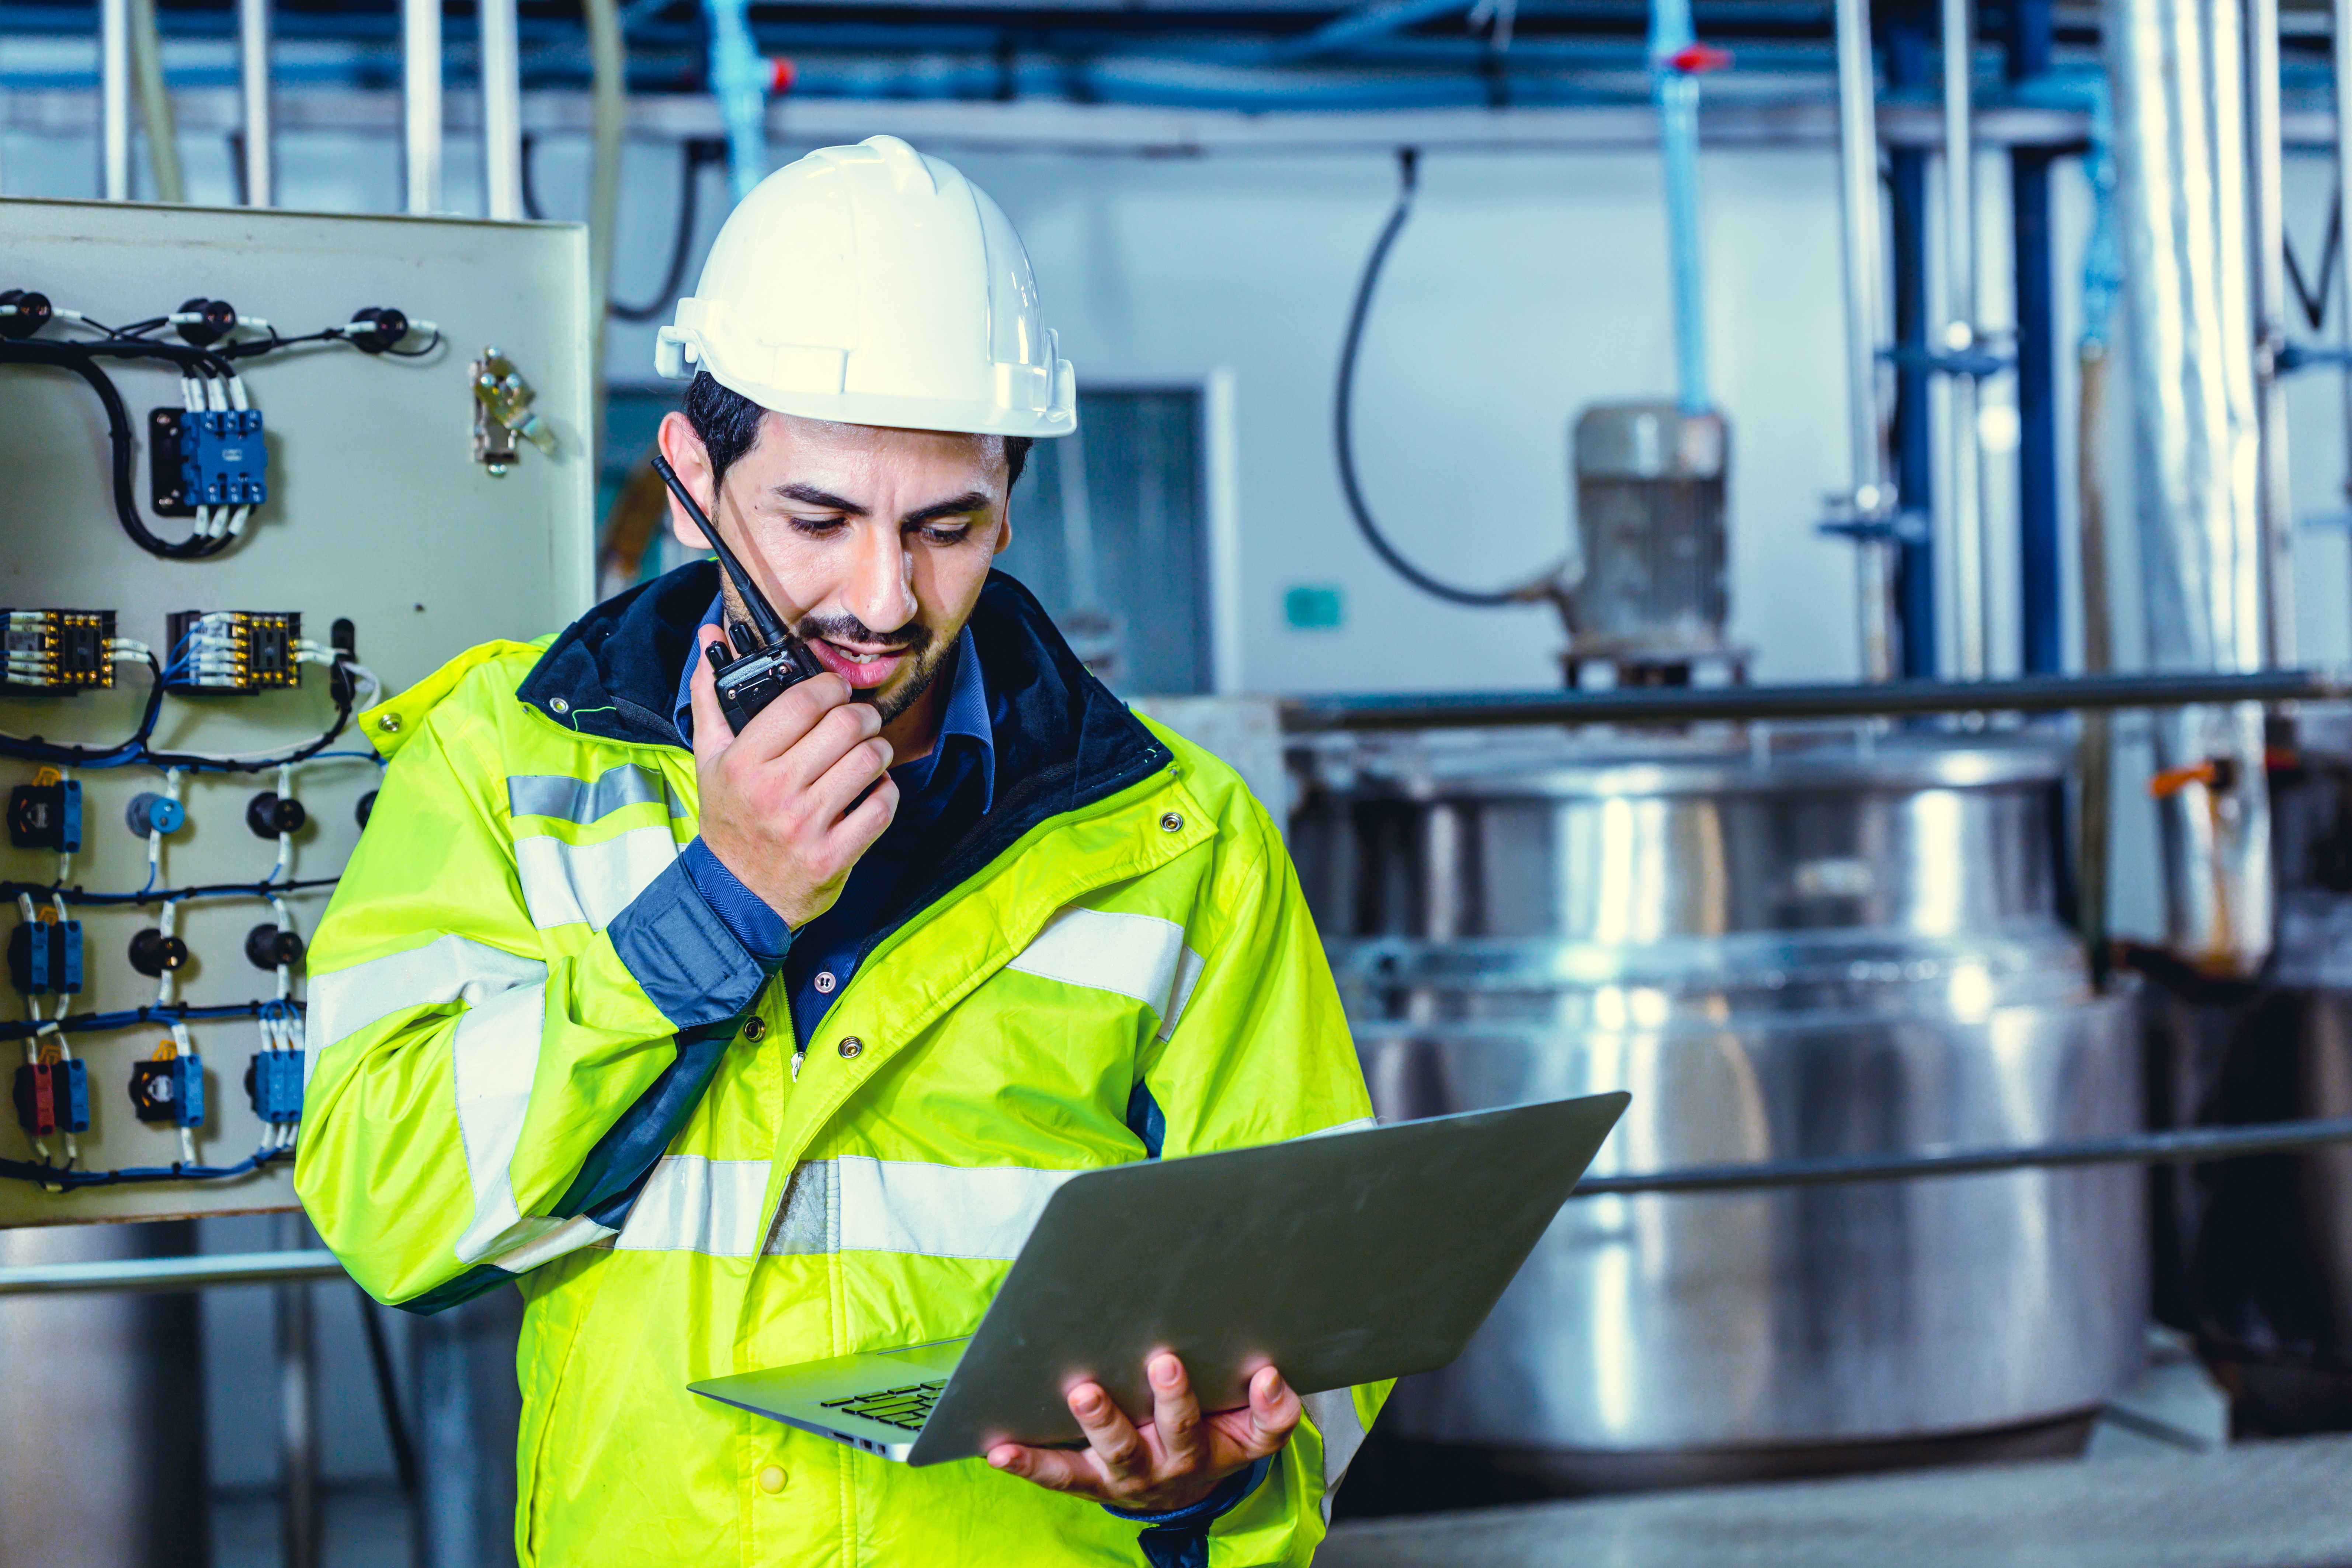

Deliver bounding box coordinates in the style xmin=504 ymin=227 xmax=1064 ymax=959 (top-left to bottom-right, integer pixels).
xmin=296 ymin=135 xmax=1384 ymax=1567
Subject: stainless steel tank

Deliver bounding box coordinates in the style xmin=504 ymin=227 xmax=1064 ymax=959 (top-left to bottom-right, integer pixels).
xmin=1293 ymin=727 xmax=2145 ymax=1492
xmin=0 ymin=1221 xmax=209 ymax=1568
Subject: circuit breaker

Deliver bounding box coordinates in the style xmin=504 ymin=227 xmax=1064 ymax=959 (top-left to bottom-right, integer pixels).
xmin=0 ymin=198 xmax=593 ymax=1225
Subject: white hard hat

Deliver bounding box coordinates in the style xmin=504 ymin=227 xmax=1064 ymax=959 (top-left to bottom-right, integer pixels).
xmin=654 ymin=135 xmax=1076 ymax=439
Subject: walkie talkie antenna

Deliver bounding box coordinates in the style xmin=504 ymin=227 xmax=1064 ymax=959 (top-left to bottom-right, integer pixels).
xmin=652 ymin=454 xmax=792 ymax=644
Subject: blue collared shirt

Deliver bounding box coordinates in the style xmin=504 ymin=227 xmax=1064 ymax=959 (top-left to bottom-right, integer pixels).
xmin=670 ymin=594 xmax=998 ymax=1047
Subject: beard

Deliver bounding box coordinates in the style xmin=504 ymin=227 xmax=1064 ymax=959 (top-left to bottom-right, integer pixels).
xmin=794 ymin=611 xmax=944 ymax=727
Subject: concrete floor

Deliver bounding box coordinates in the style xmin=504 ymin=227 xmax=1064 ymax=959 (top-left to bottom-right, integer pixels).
xmin=1321 ymin=1433 xmax=2352 ymax=1568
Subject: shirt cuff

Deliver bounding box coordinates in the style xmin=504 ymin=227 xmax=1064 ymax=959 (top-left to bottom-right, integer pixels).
xmin=677 ymin=837 xmax=792 ymax=966
xmin=607 ymin=853 xmax=774 ymax=1029
xmin=1103 ymin=1454 xmax=1272 ymax=1527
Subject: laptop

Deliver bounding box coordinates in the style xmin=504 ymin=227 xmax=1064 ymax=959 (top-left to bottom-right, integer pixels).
xmin=687 ymin=1092 xmax=1629 ymax=1466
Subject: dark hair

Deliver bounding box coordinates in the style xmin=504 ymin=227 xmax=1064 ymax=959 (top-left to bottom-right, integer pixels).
xmin=682 ymin=370 xmax=1033 ymax=491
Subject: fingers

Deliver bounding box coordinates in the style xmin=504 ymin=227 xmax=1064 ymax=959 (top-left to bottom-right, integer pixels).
xmin=805 ymin=731 xmax=898 ymax=835
xmin=987 ymin=1443 xmax=1097 ymax=1494
xmin=1147 ymin=1355 xmax=1205 ymax=1475
xmin=1067 ymin=1382 xmax=1150 ymax=1482
xmin=731 ymin=664 xmax=857 ymax=765
xmin=687 ymin=628 xmax=732 ymax=762
xmin=1243 ymin=1367 xmax=1302 ymax=1454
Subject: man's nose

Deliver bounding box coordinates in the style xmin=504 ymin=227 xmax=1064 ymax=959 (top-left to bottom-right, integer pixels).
xmin=839 ymin=519 xmax=918 ymax=636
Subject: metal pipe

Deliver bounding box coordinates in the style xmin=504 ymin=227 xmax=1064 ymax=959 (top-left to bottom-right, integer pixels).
xmin=584 ymin=0 xmax=625 ymax=450
xmin=1942 ymin=0 xmax=1990 ymax=677
xmin=2108 ymin=0 xmax=2273 ymax=974
xmin=126 ymin=0 xmax=183 ymax=202
xmin=0 ymin=1247 xmax=344 ymax=1296
xmin=2337 ymin=0 xmax=2352 ymax=623
xmin=2251 ymin=0 xmax=2295 ymax=667
xmin=1280 ymin=665 xmax=2352 ymax=731
xmin=1832 ymin=0 xmax=1896 ymax=680
xmin=237 ymin=0 xmax=270 ymax=206
xmin=402 ymin=0 xmax=440 ymax=213
xmin=1887 ymin=13 xmax=1939 ymax=678
xmin=1573 ymin=1116 xmax=2352 ymax=1196
xmin=1650 ymin=0 xmax=1711 ymax=415
xmin=2009 ymin=0 xmax=2060 ymax=674
xmin=480 ymin=0 xmax=523 ymax=219
xmin=277 ymin=1213 xmax=319 ymax=1568
xmin=99 ymin=0 xmax=129 ymax=198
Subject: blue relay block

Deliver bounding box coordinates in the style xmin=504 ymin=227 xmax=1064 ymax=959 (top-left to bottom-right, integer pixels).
xmin=13 ymin=1058 xmax=90 ymax=1137
xmin=244 ymin=1051 xmax=303 ymax=1124
xmin=131 ymin=1052 xmax=205 ymax=1128
xmin=7 ymin=918 xmax=81 ymax=996
xmin=180 ymin=408 xmax=267 ymax=508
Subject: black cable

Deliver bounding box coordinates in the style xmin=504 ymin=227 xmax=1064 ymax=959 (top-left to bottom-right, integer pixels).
xmin=521 ymin=132 xmax=548 ymax=222
xmin=611 ymin=138 xmax=725 ymax=323
xmin=358 ymin=1291 xmax=423 ymax=1500
xmin=0 ymin=653 xmax=166 ymax=767
xmin=0 ymin=1145 xmax=290 ymax=1189
xmin=1334 ymin=148 xmax=1526 ymax=608
xmin=1 ymin=876 xmax=341 ymax=907
xmin=2284 ymin=184 xmax=2340 ymax=333
xmin=0 ymin=998 xmax=305 ymax=1045
xmin=0 ymin=341 xmax=235 ymax=559
xmin=142 ymin=657 xmax=359 ymax=773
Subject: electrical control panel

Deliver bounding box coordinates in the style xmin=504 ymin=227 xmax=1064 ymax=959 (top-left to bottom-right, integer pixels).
xmin=0 ymin=197 xmax=592 ymax=1226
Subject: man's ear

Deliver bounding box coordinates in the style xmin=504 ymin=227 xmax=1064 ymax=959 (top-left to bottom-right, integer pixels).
xmin=656 ymin=410 xmax=714 ymax=550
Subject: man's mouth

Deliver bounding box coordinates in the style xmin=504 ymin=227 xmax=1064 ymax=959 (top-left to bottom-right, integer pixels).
xmin=808 ymin=638 xmax=910 ymax=690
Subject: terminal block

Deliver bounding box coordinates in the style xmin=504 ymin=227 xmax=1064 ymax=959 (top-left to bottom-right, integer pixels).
xmin=149 ymin=407 xmax=268 ymax=516
xmin=7 ymin=778 xmax=82 ymax=852
xmin=244 ymin=1051 xmax=303 ymax=1124
xmin=1 ymin=609 xmax=116 ymax=695
xmin=13 ymin=1058 xmax=90 ymax=1137
xmin=164 ymin=611 xmax=300 ymax=694
xmin=8 ymin=917 xmax=82 ymax=997
xmin=130 ymin=1050 xmax=205 ymax=1128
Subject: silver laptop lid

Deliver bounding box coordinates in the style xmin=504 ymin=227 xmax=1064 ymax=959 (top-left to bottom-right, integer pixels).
xmin=905 ymin=1092 xmax=1627 ymax=1465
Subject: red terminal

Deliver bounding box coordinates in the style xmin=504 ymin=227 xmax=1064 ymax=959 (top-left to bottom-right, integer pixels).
xmin=768 ymin=56 xmax=797 ymax=94
xmin=1669 ymin=42 xmax=1733 ymax=72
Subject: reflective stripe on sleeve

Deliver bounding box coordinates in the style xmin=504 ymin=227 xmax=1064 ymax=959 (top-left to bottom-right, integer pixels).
xmin=487 ymin=1214 xmax=617 ymax=1274
xmin=758 ymin=1157 xmax=1081 ymax=1261
xmin=513 ymin=824 xmax=681 ymax=931
xmin=613 ymin=1155 xmax=773 ymax=1256
xmin=1007 ymin=907 xmax=1205 ymax=1036
xmin=1303 ymin=1388 xmax=1370 ymax=1523
xmin=507 ymin=763 xmax=686 ymax=826
xmin=450 ymin=979 xmax=550 ymax=1263
xmin=303 ymin=933 xmax=549 ymax=1089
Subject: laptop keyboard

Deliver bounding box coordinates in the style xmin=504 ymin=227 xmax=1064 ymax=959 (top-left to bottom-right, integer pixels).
xmin=821 ymin=1380 xmax=946 ymax=1432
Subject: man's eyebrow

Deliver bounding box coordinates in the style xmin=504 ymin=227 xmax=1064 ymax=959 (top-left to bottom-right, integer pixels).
xmin=901 ymin=492 xmax=994 ymax=528
xmin=774 ymin=483 xmax=868 ymax=515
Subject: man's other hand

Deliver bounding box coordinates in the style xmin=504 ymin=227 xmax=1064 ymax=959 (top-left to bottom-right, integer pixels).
xmin=987 ymin=1355 xmax=1300 ymax=1513
xmin=690 ymin=627 xmax=899 ymax=929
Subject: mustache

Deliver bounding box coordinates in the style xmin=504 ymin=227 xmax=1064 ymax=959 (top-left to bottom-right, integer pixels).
xmin=793 ymin=613 xmax=933 ymax=657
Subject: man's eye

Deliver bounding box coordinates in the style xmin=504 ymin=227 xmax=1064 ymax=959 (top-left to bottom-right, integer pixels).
xmin=789 ymin=515 xmax=848 ymax=536
xmin=919 ymin=524 xmax=973 ymax=545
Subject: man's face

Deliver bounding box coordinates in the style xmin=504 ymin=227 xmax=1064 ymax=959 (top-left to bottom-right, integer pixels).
xmin=657 ymin=408 xmax=1013 ymax=731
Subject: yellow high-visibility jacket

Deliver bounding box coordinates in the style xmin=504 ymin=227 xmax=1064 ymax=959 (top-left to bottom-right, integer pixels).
xmin=295 ymin=565 xmax=1386 ymax=1567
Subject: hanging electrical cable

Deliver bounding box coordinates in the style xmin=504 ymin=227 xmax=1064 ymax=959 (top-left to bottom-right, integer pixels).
xmin=1334 ymin=147 xmax=1545 ymax=608
xmin=610 ymin=137 xmax=727 ymax=322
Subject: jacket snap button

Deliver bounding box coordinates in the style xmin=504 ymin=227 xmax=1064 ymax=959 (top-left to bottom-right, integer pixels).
xmin=742 ymin=1017 xmax=766 ymax=1042
xmin=837 ymin=1036 xmax=863 ymax=1059
xmin=1159 ymin=811 xmax=1184 ymax=833
xmin=549 ymin=697 xmax=571 ymax=715
xmin=376 ymin=713 xmax=401 ymax=734
xmin=757 ymin=1465 xmax=786 ymax=1495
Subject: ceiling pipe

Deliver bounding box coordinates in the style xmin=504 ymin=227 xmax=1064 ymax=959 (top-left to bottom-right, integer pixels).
xmin=402 ymin=0 xmax=440 ymax=212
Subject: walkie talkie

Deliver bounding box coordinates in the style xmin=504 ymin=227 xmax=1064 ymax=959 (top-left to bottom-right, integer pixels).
xmin=652 ymin=454 xmax=828 ymax=734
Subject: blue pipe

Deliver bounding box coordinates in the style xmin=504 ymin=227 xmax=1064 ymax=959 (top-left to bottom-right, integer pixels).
xmin=702 ymin=0 xmax=768 ymax=204
xmin=2007 ymin=0 xmax=2061 ymax=673
xmin=1886 ymin=2 xmax=1937 ymax=678
xmin=1649 ymin=0 xmax=1712 ymax=413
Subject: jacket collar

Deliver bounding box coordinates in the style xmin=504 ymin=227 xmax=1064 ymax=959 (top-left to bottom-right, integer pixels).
xmin=515 ymin=560 xmax=1169 ymax=831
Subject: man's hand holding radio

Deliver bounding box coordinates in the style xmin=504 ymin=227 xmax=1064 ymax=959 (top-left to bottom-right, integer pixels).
xmin=690 ymin=626 xmax=900 ymax=929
